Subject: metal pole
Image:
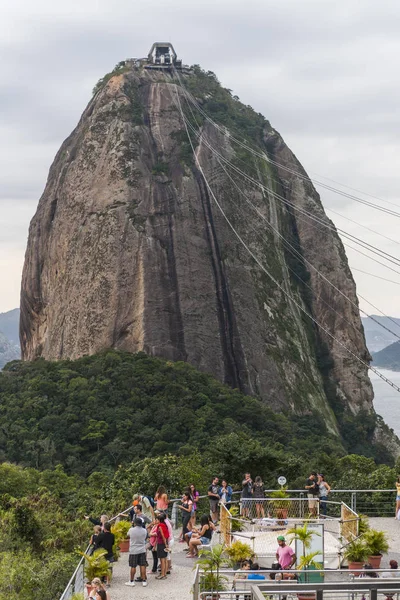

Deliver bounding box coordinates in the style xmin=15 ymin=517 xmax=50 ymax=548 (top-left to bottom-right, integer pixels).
xmin=193 ymin=564 xmax=200 ymax=600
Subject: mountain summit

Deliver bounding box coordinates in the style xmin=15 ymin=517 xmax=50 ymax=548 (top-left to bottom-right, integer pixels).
xmin=21 ymin=54 xmax=377 ymax=437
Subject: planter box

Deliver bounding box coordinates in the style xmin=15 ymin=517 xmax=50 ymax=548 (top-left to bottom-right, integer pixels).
xmin=119 ymin=539 xmax=129 ymax=552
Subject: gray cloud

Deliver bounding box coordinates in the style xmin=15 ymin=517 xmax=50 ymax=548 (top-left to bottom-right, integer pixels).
xmin=1 ymin=0 xmax=400 ymax=317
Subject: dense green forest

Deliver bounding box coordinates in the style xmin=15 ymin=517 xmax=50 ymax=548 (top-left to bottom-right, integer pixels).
xmin=0 ymin=350 xmax=398 ymax=598
xmin=0 ymin=351 xmax=393 ymax=476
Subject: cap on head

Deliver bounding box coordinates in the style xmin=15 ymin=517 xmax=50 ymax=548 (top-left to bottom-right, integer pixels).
xmin=277 ymin=535 xmax=285 ymax=541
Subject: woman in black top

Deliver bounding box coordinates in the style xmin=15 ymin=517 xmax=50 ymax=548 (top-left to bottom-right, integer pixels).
xmin=253 ymin=476 xmax=265 ymax=518
xmin=178 ymin=492 xmax=193 ymax=538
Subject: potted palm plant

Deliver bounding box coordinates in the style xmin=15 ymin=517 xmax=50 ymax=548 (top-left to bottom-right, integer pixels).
xmin=364 ymin=529 xmax=389 ymax=569
xmin=111 ymin=519 xmax=131 ymax=552
xmin=80 ymin=548 xmax=111 ymax=595
xmin=270 ymin=488 xmax=291 ymax=521
xmin=197 ymin=544 xmax=228 ymax=600
xmin=343 ymin=539 xmax=369 ymax=574
xmin=296 ymin=551 xmax=323 ymax=600
xmin=225 ymin=540 xmax=255 ymax=569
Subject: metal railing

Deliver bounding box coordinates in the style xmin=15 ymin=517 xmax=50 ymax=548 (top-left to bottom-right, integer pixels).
xmin=59 ymin=488 xmax=397 ymax=599
xmin=252 ymin=579 xmax=400 ymax=600
xmin=193 ymin=568 xmax=400 ymax=600
xmin=59 ymin=506 xmax=132 ymax=600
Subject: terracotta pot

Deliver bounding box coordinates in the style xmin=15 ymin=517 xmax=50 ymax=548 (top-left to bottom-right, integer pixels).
xmin=368 ymin=555 xmax=382 ymax=569
xmin=297 ymin=595 xmax=316 ymax=600
xmin=119 ymin=538 xmax=130 ymax=552
xmin=348 ymin=561 xmax=364 ymax=575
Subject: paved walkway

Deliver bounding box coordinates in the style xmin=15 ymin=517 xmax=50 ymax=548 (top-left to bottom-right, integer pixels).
xmin=109 ymin=536 xmax=194 ymax=600
xmin=369 ymin=517 xmax=400 ymax=566
xmin=106 ymin=518 xmax=400 ymax=599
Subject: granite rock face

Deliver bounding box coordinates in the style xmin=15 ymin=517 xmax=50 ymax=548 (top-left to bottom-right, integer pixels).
xmin=21 ymin=65 xmax=375 ymax=433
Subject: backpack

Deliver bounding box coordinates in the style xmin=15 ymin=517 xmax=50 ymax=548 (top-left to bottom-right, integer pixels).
xmin=145 ymin=495 xmax=155 ymax=508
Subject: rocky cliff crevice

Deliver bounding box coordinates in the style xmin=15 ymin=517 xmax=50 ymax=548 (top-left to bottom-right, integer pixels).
xmin=20 ymin=64 xmax=384 ymax=444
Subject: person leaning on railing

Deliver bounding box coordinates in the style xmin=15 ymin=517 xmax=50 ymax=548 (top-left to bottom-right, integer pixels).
xmin=318 ymin=474 xmax=331 ymax=517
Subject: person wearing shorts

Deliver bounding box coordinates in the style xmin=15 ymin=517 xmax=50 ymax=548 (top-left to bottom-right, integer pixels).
xmin=208 ymin=476 xmax=220 ymax=524
xmin=125 ymin=518 xmax=148 ymax=587
xmin=305 ymin=472 xmax=319 ymax=517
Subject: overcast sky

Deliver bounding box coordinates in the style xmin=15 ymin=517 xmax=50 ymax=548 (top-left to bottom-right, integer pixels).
xmin=1 ymin=0 xmax=400 ymax=320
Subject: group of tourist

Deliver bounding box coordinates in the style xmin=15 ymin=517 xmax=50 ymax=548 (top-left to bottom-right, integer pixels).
xmin=304 ymin=471 xmax=331 ymax=516
xmin=83 ymin=472 xmax=400 ymax=596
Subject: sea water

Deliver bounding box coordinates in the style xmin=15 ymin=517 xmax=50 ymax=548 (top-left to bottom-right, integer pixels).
xmin=370 ymin=369 xmax=400 ymax=438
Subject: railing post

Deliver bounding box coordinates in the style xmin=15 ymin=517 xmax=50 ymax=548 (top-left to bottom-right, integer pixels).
xmin=193 ymin=564 xmax=200 ymax=600
xmin=316 ymin=590 xmax=323 ymax=600
xmin=300 ymin=492 xmax=304 ymax=518
xmin=370 ymin=586 xmax=377 ymax=600
xmin=351 ymin=492 xmax=356 ymax=512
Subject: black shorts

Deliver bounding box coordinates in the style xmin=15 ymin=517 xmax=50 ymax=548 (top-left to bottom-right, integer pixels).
xmin=157 ymin=543 xmax=168 ymax=559
xmin=129 ymin=553 xmax=147 ymax=567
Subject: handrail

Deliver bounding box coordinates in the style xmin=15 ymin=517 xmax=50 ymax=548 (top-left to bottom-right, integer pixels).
xmin=58 ymin=504 xmax=132 ymax=600
xmin=59 ymin=545 xmax=89 ymax=600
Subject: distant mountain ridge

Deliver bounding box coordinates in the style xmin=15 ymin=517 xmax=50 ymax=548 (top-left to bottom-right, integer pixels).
xmin=362 ymin=315 xmax=400 ymax=353
xmin=372 ymin=341 xmax=400 ymax=372
xmin=0 ymin=308 xmax=20 ymax=368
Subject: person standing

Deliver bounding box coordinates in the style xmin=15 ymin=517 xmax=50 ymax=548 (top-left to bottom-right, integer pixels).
xmin=395 ymin=477 xmax=400 ymax=518
xmin=129 ymin=494 xmax=155 ymax=522
xmin=189 ymin=484 xmax=200 ymax=527
xmin=318 ymin=474 xmax=331 ymax=517
xmin=94 ymin=522 xmax=115 ymax=586
xmin=85 ymin=514 xmax=109 ymax=530
xmin=253 ymin=476 xmax=265 ymax=518
xmin=133 ymin=504 xmax=152 ymax=527
xmin=219 ymin=480 xmax=233 ymax=510
xmin=125 ymin=518 xmax=148 ymax=587
xmin=147 ymin=521 xmax=159 ymax=575
xmin=155 ymin=486 xmax=169 ymax=515
xmin=241 ymin=473 xmax=253 ymax=519
xmin=208 ymin=476 xmax=220 ymax=524
xmin=155 ymin=513 xmax=169 ymax=579
xmin=305 ymin=472 xmax=319 ymax=517
xmin=276 ymin=536 xmax=296 ymax=570
xmin=178 ymin=492 xmax=193 ymax=539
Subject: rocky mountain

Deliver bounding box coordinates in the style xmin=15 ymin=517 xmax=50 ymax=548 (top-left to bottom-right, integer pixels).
xmin=20 ymin=60 xmax=379 ymax=440
xmin=362 ymin=315 xmax=400 ymax=353
xmin=372 ymin=341 xmax=400 ymax=371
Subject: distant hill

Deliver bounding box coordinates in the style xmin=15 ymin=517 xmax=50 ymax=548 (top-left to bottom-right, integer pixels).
xmin=362 ymin=315 xmax=400 ymax=353
xmin=0 ymin=308 xmax=20 ymax=368
xmin=0 ymin=308 xmax=20 ymax=345
xmin=0 ymin=332 xmax=20 ymax=369
xmin=372 ymin=341 xmax=400 ymax=371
